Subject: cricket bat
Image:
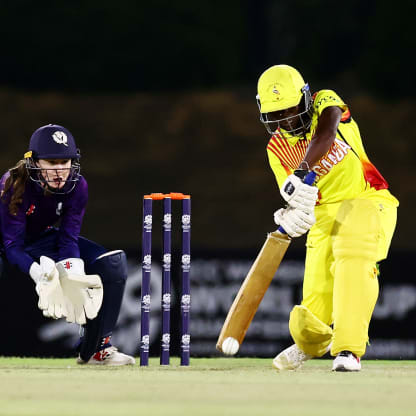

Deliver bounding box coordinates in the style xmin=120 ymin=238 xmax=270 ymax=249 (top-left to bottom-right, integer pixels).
xmin=216 ymin=172 xmax=316 ymax=355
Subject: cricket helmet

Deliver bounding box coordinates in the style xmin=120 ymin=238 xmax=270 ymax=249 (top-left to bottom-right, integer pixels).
xmin=27 ymin=124 xmax=80 ymax=160
xmin=24 ymin=124 xmax=81 ymax=194
xmin=256 ymin=65 xmax=313 ymax=138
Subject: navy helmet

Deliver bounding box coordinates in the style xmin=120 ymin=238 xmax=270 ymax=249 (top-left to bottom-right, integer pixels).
xmin=24 ymin=124 xmax=81 ymax=194
xmin=27 ymin=124 xmax=80 ymax=160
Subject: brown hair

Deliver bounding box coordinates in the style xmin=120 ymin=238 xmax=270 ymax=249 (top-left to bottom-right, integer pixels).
xmin=1 ymin=160 xmax=29 ymax=216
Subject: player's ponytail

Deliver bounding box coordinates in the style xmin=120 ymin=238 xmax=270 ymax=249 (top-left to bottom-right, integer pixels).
xmin=1 ymin=160 xmax=29 ymax=215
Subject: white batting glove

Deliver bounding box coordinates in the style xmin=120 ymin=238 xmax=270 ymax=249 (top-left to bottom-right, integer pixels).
xmin=56 ymin=258 xmax=104 ymax=325
xmin=29 ymin=256 xmax=67 ymax=319
xmin=280 ymin=173 xmax=318 ymax=212
xmin=274 ymin=207 xmax=316 ymax=238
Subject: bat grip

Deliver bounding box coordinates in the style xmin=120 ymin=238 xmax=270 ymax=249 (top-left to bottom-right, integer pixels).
xmin=278 ymin=171 xmax=317 ymax=234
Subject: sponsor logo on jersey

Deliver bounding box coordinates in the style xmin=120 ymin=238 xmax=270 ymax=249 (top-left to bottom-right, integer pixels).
xmin=312 ymin=138 xmax=351 ymax=177
xmin=315 ymin=94 xmax=342 ymax=108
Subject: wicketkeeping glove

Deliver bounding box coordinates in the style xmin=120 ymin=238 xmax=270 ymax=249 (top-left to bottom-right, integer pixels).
xmin=56 ymin=258 xmax=103 ymax=325
xmin=29 ymin=256 xmax=67 ymax=319
xmin=280 ymin=171 xmax=318 ymax=213
xmin=274 ymin=206 xmax=316 ymax=238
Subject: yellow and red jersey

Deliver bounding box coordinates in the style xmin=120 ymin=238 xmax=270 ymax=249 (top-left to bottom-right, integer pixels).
xmin=266 ymin=89 xmax=398 ymax=206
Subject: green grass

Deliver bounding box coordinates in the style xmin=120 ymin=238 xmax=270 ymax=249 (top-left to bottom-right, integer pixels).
xmin=0 ymin=357 xmax=415 ymax=416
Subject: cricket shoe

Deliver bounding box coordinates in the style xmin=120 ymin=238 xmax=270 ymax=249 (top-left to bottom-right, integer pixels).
xmin=332 ymin=350 xmax=361 ymax=372
xmin=77 ymin=346 xmax=136 ymax=366
xmin=272 ymin=344 xmax=312 ymax=371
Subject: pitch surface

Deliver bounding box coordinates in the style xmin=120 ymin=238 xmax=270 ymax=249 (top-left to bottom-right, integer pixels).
xmin=0 ymin=357 xmax=414 ymax=415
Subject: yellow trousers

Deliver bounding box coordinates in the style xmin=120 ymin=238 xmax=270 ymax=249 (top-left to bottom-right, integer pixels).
xmin=289 ymin=188 xmax=398 ymax=357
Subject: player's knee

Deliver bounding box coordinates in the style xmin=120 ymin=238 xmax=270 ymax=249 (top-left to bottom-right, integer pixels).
xmin=87 ymin=250 xmax=128 ymax=284
xmin=332 ymin=200 xmax=380 ymax=261
xmin=333 ymin=234 xmax=378 ymax=261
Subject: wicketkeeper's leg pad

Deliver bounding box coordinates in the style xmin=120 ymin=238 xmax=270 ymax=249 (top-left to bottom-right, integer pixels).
xmin=79 ymin=250 xmax=128 ymax=361
xmin=289 ymin=304 xmax=333 ymax=357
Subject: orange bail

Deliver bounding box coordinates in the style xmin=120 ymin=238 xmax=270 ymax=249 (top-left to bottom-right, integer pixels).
xmin=167 ymin=192 xmax=191 ymax=200
xmin=144 ymin=193 xmax=165 ymax=200
xmin=143 ymin=192 xmax=191 ymax=200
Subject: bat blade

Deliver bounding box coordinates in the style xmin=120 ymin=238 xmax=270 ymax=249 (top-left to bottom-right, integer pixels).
xmin=216 ymin=231 xmax=291 ymax=353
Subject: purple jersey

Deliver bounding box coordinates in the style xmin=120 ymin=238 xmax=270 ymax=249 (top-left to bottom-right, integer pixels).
xmin=0 ymin=172 xmax=88 ymax=274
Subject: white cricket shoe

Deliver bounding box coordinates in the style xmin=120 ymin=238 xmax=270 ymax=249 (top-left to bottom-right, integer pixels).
xmin=332 ymin=350 xmax=361 ymax=372
xmin=272 ymin=344 xmax=312 ymax=371
xmin=77 ymin=346 xmax=136 ymax=366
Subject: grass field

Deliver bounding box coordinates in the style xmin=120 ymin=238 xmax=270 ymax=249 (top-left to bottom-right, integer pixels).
xmin=0 ymin=357 xmax=415 ymax=416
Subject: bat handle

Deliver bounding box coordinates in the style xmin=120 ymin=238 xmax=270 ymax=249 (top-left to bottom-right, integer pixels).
xmin=278 ymin=171 xmax=317 ymax=234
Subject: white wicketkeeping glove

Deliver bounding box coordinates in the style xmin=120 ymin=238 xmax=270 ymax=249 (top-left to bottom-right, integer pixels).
xmin=280 ymin=173 xmax=318 ymax=212
xmin=56 ymin=258 xmax=103 ymax=325
xmin=29 ymin=256 xmax=67 ymax=319
xmin=274 ymin=206 xmax=316 ymax=238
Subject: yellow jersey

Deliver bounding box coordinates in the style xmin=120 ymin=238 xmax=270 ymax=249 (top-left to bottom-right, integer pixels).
xmin=266 ymin=89 xmax=398 ymax=206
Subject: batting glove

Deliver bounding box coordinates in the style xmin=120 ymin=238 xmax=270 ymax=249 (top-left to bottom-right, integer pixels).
xmin=274 ymin=206 xmax=316 ymax=238
xmin=280 ymin=171 xmax=318 ymax=213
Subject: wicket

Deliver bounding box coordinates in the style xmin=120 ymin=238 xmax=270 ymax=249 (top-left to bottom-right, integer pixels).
xmin=140 ymin=192 xmax=191 ymax=366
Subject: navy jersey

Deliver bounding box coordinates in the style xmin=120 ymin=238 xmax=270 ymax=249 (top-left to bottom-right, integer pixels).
xmin=0 ymin=173 xmax=88 ymax=274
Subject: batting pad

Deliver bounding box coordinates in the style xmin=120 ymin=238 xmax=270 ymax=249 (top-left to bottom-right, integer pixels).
xmin=289 ymin=305 xmax=333 ymax=357
xmin=331 ymin=199 xmax=381 ymax=358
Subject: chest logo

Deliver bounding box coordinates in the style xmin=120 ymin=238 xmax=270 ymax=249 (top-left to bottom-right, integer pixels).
xmin=26 ymin=204 xmax=36 ymax=216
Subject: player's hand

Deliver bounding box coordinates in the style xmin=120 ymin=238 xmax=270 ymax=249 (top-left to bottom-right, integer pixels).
xmin=56 ymin=258 xmax=103 ymax=325
xmin=274 ymin=207 xmax=316 ymax=238
xmin=29 ymin=256 xmax=67 ymax=319
xmin=280 ymin=172 xmax=318 ymax=212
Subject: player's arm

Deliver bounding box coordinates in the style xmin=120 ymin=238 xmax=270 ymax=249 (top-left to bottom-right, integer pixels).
xmin=300 ymin=106 xmax=343 ymax=169
xmin=54 ymin=180 xmax=103 ymax=325
xmin=0 ymin=199 xmax=37 ymax=274
xmin=279 ymin=106 xmax=342 ymax=212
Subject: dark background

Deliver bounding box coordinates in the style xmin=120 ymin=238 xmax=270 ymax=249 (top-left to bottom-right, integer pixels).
xmin=0 ymin=0 xmax=415 ymax=255
xmin=0 ymin=0 xmax=415 ymax=359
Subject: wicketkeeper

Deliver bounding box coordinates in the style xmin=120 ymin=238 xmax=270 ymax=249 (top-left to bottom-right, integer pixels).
xmin=256 ymin=65 xmax=398 ymax=371
xmin=0 ymin=124 xmax=135 ymax=366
